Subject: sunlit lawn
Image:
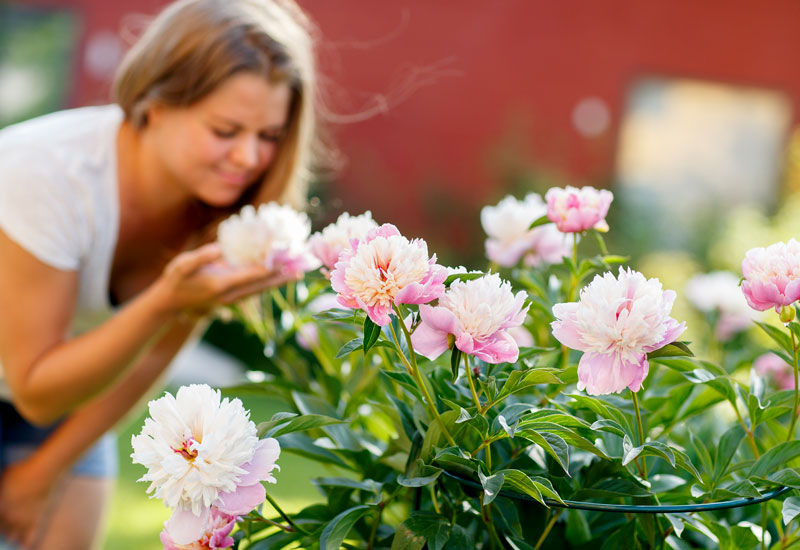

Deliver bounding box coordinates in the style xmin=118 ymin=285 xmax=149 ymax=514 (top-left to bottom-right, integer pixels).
xmin=105 ymin=392 xmax=332 ymax=550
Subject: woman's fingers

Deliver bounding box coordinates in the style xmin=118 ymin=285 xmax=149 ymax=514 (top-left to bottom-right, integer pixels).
xmin=166 ymin=243 xmax=223 ymax=278
xmin=218 ymin=268 xmax=299 ymax=304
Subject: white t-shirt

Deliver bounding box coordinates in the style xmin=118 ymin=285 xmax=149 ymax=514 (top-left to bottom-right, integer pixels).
xmin=0 ymin=105 xmax=123 ymax=398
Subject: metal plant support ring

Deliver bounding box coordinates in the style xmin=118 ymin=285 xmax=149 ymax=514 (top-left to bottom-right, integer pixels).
xmin=443 ymin=471 xmax=792 ymax=514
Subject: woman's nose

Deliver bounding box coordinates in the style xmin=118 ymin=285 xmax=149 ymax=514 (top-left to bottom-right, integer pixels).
xmin=229 ymin=135 xmax=259 ymax=169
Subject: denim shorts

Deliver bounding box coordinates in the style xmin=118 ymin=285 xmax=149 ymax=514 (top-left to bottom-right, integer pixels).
xmin=0 ymin=400 xmax=118 ymax=478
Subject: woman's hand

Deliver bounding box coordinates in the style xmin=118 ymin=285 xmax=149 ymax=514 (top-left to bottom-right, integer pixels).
xmin=0 ymin=459 xmax=54 ymax=549
xmin=150 ymin=243 xmax=296 ymax=317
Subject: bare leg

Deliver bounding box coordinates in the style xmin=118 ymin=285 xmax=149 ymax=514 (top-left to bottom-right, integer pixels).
xmin=33 ymin=476 xmax=113 ymax=550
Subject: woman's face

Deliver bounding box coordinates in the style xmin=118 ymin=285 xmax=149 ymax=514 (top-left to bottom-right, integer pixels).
xmin=146 ymin=72 xmax=293 ymax=207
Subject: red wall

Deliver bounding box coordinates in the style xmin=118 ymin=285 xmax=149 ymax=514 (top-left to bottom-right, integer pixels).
xmin=21 ymin=0 xmax=800 ymax=253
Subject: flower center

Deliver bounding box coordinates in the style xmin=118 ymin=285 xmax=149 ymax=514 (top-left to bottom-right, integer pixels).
xmin=172 ymin=436 xmax=200 ymax=462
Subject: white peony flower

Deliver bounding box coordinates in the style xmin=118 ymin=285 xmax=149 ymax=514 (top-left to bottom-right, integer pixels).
xmin=131 ymin=384 xmax=274 ymax=517
xmin=308 ymin=211 xmax=378 ymax=272
xmin=481 ymin=193 xmax=570 ymax=267
xmin=217 ymin=202 xmax=319 ymax=274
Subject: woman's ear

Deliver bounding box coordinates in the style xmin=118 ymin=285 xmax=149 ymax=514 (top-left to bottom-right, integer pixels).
xmin=144 ymin=102 xmax=165 ymax=127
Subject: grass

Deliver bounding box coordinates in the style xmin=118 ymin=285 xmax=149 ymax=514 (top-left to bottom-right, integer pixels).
xmin=104 ymin=391 xmax=334 ymax=550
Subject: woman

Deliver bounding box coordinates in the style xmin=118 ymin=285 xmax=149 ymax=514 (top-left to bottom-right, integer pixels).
xmin=0 ymin=0 xmax=320 ymax=547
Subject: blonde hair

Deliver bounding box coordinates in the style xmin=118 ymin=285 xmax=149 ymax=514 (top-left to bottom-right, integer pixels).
xmin=113 ymin=0 xmax=317 ymax=209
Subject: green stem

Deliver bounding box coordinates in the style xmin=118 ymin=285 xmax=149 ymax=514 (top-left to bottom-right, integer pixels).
xmin=464 ymin=353 xmax=482 ymax=410
xmin=631 ymin=390 xmax=648 ymax=481
xmin=572 ymin=233 xmax=579 ymax=266
xmin=389 ymin=310 xmax=457 ymax=447
xmin=367 ymin=503 xmax=384 ymax=550
xmin=788 ymin=329 xmax=799 ymax=442
xmin=732 ymin=401 xmax=761 ymax=458
xmin=264 ymin=491 xmax=306 ymax=534
xmin=534 ymin=509 xmax=562 ymax=550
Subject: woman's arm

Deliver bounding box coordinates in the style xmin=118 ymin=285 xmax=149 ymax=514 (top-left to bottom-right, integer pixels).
xmin=0 ymin=229 xmax=283 ymax=425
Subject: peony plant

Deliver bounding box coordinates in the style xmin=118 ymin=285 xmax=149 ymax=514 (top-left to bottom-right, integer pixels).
xmin=133 ymin=187 xmax=800 ymax=550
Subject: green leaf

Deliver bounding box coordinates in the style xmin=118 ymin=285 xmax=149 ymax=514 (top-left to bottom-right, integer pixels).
xmin=450 ymin=347 xmax=462 ymax=382
xmin=494 ymin=368 xmax=564 ymax=404
xmin=380 ymin=371 xmax=423 ymax=402
xmin=715 ymin=478 xmax=760 ymax=498
xmin=312 ymin=308 xmax=362 ymax=321
xmin=335 ymin=337 xmax=364 ymax=358
xmin=518 ymin=429 xmax=570 ymax=474
xmin=713 ymin=424 xmax=745 ymax=483
xmin=257 ymin=412 xmax=298 ymax=437
xmin=319 ymin=505 xmax=373 ymax=550
xmin=784 ymin=497 xmax=800 ymax=525
xmin=391 ymin=523 xmax=426 ymax=550
xmin=664 ymin=513 xmax=685 ymax=538
xmin=689 ymin=430 xmax=714 ymax=481
xmin=756 ymin=321 xmax=795 ymax=356
xmin=565 ymin=509 xmax=591 ymax=545
xmin=576 ymin=478 xmax=651 ymax=498
xmin=765 ymin=468 xmax=800 ymax=488
xmin=497 ymin=469 xmax=565 ymax=506
xmin=649 ymin=474 xmax=687 ymax=493
xmin=270 ymin=414 xmax=345 ymax=438
xmin=623 ymin=438 xmax=675 ymax=468
xmin=398 ymin=462 xmax=443 ymax=487
xmin=363 ymin=316 xmax=381 ymax=353
xmin=682 ymin=369 xmax=737 ymax=405
xmin=478 ymin=470 xmax=505 ymax=505
xmin=749 ymin=441 xmax=800 ymax=478
xmin=403 ymin=513 xmax=451 ymax=550
xmin=646 ymin=341 xmax=694 ymax=359
xmin=590 ymin=419 xmax=626 ymax=438
xmin=528 ymin=214 xmax=551 ymax=230
xmin=497 ymin=415 xmax=519 ymax=438
xmin=444 ymin=271 xmax=486 ymax=286
xmin=312 ymin=477 xmax=382 ymax=494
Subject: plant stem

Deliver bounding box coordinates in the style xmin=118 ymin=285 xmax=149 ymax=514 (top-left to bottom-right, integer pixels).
xmin=464 ymin=353 xmax=482 ymax=410
xmin=572 ymin=233 xmax=579 ymax=266
xmin=732 ymin=404 xmax=760 ymax=458
xmin=534 ymin=509 xmax=562 ymax=550
xmin=367 ymin=502 xmax=385 ymax=550
xmin=788 ymin=328 xmax=799 ymax=442
xmin=631 ymin=390 xmax=648 ymax=481
xmin=390 ymin=309 xmax=457 ymax=447
xmin=264 ymin=491 xmax=306 ymax=534
xmin=246 ymin=515 xmax=295 ymax=532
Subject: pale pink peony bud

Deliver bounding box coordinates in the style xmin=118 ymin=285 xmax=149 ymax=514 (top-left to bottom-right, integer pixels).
xmin=545 ymin=185 xmax=613 ymax=234
xmin=741 ymin=239 xmax=800 ymax=312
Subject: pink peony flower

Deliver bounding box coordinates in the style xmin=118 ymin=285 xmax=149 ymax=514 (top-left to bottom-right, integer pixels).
xmin=545 ymin=185 xmax=613 ymax=233
xmin=309 ymin=211 xmax=378 ymax=274
xmin=217 ymin=203 xmax=319 ymax=276
xmin=481 ymin=194 xmax=570 ymax=267
xmin=741 ymin=239 xmax=800 ymax=312
xmin=685 ymin=271 xmax=758 ymax=341
xmin=552 ymin=268 xmax=685 ymax=395
xmin=754 ymin=352 xmax=794 ymax=391
xmin=412 ymin=273 xmax=529 ymax=363
xmin=161 ymin=507 xmax=236 ymax=550
xmin=330 ymin=224 xmax=447 ymax=326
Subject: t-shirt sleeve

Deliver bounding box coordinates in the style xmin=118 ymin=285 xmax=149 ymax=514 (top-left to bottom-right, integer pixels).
xmin=0 ymin=146 xmax=87 ymax=271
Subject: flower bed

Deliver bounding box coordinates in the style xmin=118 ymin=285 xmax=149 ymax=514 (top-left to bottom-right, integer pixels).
xmin=133 ymin=189 xmax=800 ymax=549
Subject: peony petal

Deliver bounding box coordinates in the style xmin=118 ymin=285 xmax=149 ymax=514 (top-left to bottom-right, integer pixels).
xmin=165 ymin=506 xmax=210 ymax=546
xmin=411 ymin=306 xmax=459 ymax=360
xmin=216 ymin=482 xmax=266 ymax=516
xmin=237 ymin=438 xmax=280 ymax=486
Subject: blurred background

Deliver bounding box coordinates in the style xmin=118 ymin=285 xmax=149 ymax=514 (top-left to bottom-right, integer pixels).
xmin=4 ymin=0 xmax=800 ymax=547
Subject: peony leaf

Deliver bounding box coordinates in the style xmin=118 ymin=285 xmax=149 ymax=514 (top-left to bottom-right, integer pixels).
xmin=755 ymin=321 xmax=794 ymax=357
xmin=270 ymin=414 xmax=346 ymax=438
xmin=591 ymin=419 xmax=627 ymax=439
xmin=713 ymin=424 xmax=745 ymax=483
xmin=444 ymin=271 xmax=485 ymax=287
xmin=320 ymin=505 xmax=373 ymax=550
xmin=398 ymin=461 xmax=443 ymax=488
xmin=403 ymin=513 xmax=451 ymax=550
xmin=257 ymin=412 xmax=298 ymax=437
xmin=528 ymin=214 xmax=551 ymax=230
xmin=335 ymin=337 xmax=364 ymax=358
xmin=363 ymin=316 xmax=381 ymax=353
xmin=493 ymin=368 xmax=563 ymax=405
xmin=312 ymin=477 xmax=382 ymax=495
xmin=518 ymin=429 xmax=570 ymax=475
xmin=390 ymin=523 xmax=426 ymax=550
xmin=749 ymin=441 xmax=800 ymax=478
xmin=783 ymin=497 xmax=800 ymax=525
xmin=478 ymin=470 xmax=505 ymax=505
xmin=646 ymin=341 xmax=694 ymax=359
xmin=715 ymin=479 xmax=761 ymax=499
xmin=450 ymin=347 xmax=462 ymax=382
